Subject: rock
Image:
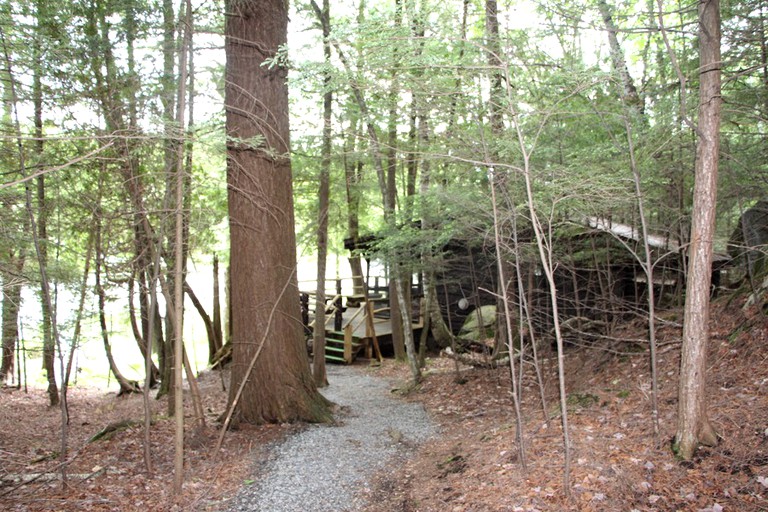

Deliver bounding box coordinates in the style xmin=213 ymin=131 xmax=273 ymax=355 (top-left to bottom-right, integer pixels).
xmin=458 ymin=305 xmax=497 ymax=341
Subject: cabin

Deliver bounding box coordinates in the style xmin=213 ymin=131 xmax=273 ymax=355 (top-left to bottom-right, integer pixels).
xmin=324 ymin=217 xmax=732 ymax=356
xmin=343 ymin=233 xmax=499 ymax=337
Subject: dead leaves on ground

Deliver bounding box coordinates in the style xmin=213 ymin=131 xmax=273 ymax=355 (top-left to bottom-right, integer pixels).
xmin=362 ymin=300 xmax=768 ymax=512
xmin=0 ymin=371 xmax=288 ymax=511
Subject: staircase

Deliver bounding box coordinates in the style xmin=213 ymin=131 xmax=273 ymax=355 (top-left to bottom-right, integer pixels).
xmin=300 ymin=286 xmax=386 ymax=365
xmin=324 ymin=330 xmax=364 ymax=364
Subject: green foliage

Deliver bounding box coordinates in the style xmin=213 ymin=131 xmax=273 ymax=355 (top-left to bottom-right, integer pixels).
xmin=0 ymin=0 xmax=766 ymax=386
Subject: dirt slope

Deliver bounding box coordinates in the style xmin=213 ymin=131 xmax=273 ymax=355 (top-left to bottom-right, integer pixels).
xmin=362 ymin=299 xmax=768 ymax=511
xmin=1 ymin=297 xmax=766 ymax=511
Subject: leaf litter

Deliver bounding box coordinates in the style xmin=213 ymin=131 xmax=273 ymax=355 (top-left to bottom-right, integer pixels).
xmin=0 ymin=296 xmax=766 ymax=511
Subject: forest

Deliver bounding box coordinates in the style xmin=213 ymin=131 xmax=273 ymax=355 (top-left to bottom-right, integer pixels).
xmin=1 ymin=0 xmax=767 ymax=510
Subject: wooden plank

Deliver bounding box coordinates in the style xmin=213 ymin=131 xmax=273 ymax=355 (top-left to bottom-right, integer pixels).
xmin=344 ymin=327 xmax=353 ymax=363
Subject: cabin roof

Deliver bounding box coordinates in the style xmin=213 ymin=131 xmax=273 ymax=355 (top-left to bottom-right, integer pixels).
xmin=586 ymin=217 xmax=678 ymax=251
xmin=585 ymin=216 xmax=731 ymax=265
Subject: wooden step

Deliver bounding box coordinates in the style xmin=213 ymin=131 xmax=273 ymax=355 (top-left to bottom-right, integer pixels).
xmin=322 ymin=329 xmax=366 ymax=364
xmin=324 ymin=337 xmax=361 ymax=348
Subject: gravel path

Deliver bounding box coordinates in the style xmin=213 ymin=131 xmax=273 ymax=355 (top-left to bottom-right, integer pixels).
xmin=227 ymin=365 xmax=436 ymax=512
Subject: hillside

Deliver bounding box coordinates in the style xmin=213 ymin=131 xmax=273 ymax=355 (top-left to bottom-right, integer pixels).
xmin=363 ymin=297 xmax=768 ymax=511
xmin=0 ymin=297 xmax=766 ymax=511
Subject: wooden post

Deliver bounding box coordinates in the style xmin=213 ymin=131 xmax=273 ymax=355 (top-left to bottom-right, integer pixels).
xmin=344 ymin=325 xmax=352 ymax=363
xmin=364 ymin=299 xmax=383 ymax=362
xmin=333 ymin=278 xmax=343 ymax=331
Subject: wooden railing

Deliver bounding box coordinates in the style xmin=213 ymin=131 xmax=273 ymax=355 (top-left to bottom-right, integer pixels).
xmin=299 ymin=275 xmax=424 ymax=363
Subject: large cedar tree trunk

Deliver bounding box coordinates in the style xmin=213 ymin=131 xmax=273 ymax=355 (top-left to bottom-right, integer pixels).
xmin=225 ymin=0 xmax=331 ymax=424
xmin=674 ymin=0 xmax=721 ymax=460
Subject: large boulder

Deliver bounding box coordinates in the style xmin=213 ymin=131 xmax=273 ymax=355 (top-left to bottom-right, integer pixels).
xmin=458 ymin=304 xmax=497 ymax=341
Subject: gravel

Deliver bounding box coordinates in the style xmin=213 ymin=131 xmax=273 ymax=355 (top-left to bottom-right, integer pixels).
xmin=226 ymin=365 xmax=437 ymax=512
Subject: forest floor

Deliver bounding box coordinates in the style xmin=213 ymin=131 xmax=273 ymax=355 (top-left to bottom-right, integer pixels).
xmin=1 ymin=295 xmax=767 ymax=511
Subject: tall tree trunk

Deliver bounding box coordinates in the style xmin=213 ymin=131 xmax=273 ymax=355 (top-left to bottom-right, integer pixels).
xmin=0 ymin=46 xmax=23 ymax=385
xmin=161 ymin=0 xmax=180 ymax=415
xmin=344 ymin=129 xmax=365 ymax=295
xmin=32 ymin=12 xmax=57 ymax=406
xmin=143 ymin=250 xmax=162 ymax=476
xmin=598 ymin=0 xmax=643 ymax=113
xmin=485 ymin=0 xmax=510 ymax=357
xmin=37 ymin=174 xmax=57 ymax=405
xmin=674 ymin=0 xmax=721 ymax=460
xmin=225 ymin=0 xmax=331 ymax=424
xmin=387 ymin=0 xmax=406 ymax=361
xmin=0 ymin=254 xmax=23 ymax=383
xmin=485 ymin=0 xmax=504 ymax=138
xmin=310 ymin=0 xmax=332 ymax=387
xmin=342 ymin=0 xmax=367 ymax=296
xmin=394 ymin=269 xmax=421 ymax=382
xmin=172 ymin=0 xmax=192 ymax=493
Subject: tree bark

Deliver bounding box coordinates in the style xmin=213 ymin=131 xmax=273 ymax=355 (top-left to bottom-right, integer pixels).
xmin=485 ymin=0 xmax=510 ymax=357
xmin=33 ymin=18 xmax=57 ymax=406
xmin=0 ymin=254 xmax=23 ymax=383
xmin=394 ymin=272 xmax=421 ymax=382
xmin=387 ymin=0 xmax=406 ymax=361
xmin=674 ymin=0 xmax=721 ymax=460
xmin=225 ymin=0 xmax=331 ymax=424
xmin=344 ymin=137 xmax=365 ymax=295
xmin=598 ymin=0 xmax=643 ymax=113
xmin=310 ymin=0 xmax=332 ymax=388
xmin=172 ymin=1 xmax=192 ymax=491
xmin=485 ymin=0 xmax=504 ymax=138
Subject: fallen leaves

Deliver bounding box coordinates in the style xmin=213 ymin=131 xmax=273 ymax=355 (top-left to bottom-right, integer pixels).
xmin=0 ymin=370 xmax=289 ymax=511
xmin=362 ymin=299 xmax=768 ymax=511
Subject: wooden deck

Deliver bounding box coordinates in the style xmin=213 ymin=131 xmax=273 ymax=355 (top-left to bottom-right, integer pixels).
xmin=298 ymin=273 xmax=424 ymax=363
xmin=302 ymin=293 xmax=424 ymax=363
xmin=339 ymin=304 xmax=423 ymax=339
